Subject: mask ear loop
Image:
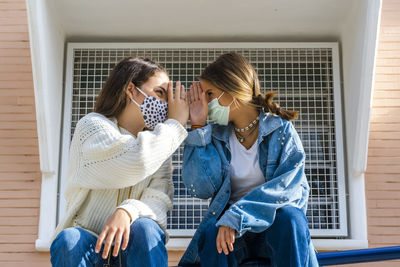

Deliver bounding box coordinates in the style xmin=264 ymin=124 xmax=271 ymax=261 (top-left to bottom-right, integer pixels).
xmin=129 ymin=86 xmax=148 ymax=107
xmin=130 ymin=97 xmax=141 ymax=107
xmin=217 ymin=91 xmax=234 ymax=107
xmin=135 ymin=86 xmax=149 ymax=97
xmin=217 ymin=91 xmax=225 ymax=100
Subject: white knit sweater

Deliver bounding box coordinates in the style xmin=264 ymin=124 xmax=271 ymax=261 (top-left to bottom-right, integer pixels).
xmin=52 ymin=112 xmax=188 ymax=241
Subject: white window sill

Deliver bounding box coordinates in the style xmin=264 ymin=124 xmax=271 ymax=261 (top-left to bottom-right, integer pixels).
xmin=166 ymin=238 xmax=369 ymax=251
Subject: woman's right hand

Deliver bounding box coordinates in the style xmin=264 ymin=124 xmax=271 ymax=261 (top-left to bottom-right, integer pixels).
xmin=168 ymin=81 xmax=189 ymax=126
xmin=188 ymin=82 xmax=208 ymax=126
xmin=216 ymin=225 xmax=235 ymax=255
xmin=95 ymin=208 xmax=131 ymax=259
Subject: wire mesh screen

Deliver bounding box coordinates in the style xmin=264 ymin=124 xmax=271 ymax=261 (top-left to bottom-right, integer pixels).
xmin=67 ymin=47 xmax=345 ymax=237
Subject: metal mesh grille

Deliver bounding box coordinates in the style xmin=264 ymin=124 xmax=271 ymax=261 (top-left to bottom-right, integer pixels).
xmin=67 ymin=47 xmax=345 ymax=237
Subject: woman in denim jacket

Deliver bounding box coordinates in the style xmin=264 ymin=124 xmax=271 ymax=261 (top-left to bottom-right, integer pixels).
xmin=179 ymin=52 xmax=319 ymax=267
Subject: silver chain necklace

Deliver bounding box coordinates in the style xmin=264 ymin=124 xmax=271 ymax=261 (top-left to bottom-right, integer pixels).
xmin=234 ymin=116 xmax=260 ymax=133
xmin=235 ymin=121 xmax=259 ymax=143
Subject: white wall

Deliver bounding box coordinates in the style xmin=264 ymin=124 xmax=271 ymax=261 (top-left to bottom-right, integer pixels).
xmin=337 ymin=0 xmax=381 ymax=248
xmin=26 ymin=0 xmax=381 ymax=250
xmin=25 ymin=0 xmax=66 ymax=250
xmin=55 ymin=0 xmax=349 ymax=42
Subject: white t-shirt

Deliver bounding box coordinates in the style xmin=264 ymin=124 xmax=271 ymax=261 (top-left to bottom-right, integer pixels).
xmin=229 ymin=129 xmax=266 ymax=204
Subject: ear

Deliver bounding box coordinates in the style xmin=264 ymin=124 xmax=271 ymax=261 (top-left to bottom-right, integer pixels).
xmin=125 ymin=82 xmax=136 ymax=99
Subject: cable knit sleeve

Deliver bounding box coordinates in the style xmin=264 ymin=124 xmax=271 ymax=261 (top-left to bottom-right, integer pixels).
xmin=71 ymin=113 xmax=187 ymax=189
xmin=117 ymin=157 xmax=174 ymax=229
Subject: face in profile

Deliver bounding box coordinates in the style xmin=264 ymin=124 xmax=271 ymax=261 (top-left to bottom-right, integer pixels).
xmin=200 ymin=79 xmax=233 ymax=107
xmin=137 ymin=72 xmax=169 ymax=103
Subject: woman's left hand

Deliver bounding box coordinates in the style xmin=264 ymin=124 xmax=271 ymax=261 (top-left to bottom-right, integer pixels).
xmin=216 ymin=226 xmax=236 ymax=255
xmin=188 ymin=82 xmax=208 ymax=126
xmin=95 ymin=208 xmax=132 ymax=259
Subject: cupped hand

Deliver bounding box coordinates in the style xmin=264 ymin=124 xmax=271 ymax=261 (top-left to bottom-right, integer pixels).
xmin=188 ymin=82 xmax=208 ymax=126
xmin=168 ymin=81 xmax=189 ymax=126
xmin=95 ymin=208 xmax=131 ymax=259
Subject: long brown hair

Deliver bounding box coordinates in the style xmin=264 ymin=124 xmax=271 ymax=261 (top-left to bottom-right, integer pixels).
xmin=200 ymin=52 xmax=298 ymax=121
xmin=94 ymin=57 xmax=167 ymax=118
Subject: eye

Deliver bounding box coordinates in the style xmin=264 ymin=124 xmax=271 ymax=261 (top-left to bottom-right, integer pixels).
xmin=155 ymin=90 xmax=164 ymax=96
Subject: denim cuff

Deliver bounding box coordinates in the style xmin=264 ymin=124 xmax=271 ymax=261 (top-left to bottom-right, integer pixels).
xmin=184 ymin=124 xmax=212 ymax=147
xmin=215 ymin=209 xmax=242 ymax=234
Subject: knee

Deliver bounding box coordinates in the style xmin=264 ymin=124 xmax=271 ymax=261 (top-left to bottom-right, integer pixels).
xmin=275 ymin=206 xmax=307 ymax=226
xmin=50 ymin=228 xmax=82 ymax=255
xmin=274 ymin=206 xmax=309 ymax=238
xmin=130 ymin=218 xmax=165 ymax=244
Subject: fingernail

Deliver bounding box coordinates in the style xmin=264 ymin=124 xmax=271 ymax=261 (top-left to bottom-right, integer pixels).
xmin=95 ymin=249 xmax=98 ymax=253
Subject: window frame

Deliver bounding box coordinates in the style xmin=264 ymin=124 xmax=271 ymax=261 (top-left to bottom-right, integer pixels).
xmin=58 ymin=42 xmax=355 ymax=250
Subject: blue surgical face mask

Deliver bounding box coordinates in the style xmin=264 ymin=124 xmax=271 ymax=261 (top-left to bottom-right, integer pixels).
xmin=130 ymin=87 xmax=168 ymax=129
xmin=207 ymin=92 xmax=233 ymax=126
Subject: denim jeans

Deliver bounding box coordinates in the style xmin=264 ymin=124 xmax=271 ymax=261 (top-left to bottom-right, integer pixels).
xmin=50 ymin=217 xmax=167 ymax=267
xmin=198 ymin=206 xmax=311 ymax=267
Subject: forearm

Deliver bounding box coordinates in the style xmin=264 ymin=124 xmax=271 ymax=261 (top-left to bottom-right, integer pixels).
xmin=77 ymin=119 xmax=187 ymax=189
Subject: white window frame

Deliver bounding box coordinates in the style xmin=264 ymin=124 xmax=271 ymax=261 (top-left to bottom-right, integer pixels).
xmin=59 ymin=42 xmax=353 ymax=250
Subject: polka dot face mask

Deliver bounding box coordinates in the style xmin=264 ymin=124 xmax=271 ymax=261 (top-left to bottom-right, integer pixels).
xmin=130 ymin=87 xmax=168 ymax=130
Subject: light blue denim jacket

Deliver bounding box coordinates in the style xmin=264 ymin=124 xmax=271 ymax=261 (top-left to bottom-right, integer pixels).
xmin=179 ymin=111 xmax=318 ymax=266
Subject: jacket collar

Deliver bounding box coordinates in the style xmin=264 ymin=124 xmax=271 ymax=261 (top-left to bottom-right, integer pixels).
xmin=212 ymin=110 xmax=283 ymax=143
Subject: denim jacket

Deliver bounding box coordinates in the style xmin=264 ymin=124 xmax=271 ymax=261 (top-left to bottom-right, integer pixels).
xmin=179 ymin=111 xmax=318 ymax=266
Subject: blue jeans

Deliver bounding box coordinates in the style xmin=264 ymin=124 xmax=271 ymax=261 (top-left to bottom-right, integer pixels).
xmin=198 ymin=206 xmax=311 ymax=267
xmin=50 ymin=217 xmax=167 ymax=267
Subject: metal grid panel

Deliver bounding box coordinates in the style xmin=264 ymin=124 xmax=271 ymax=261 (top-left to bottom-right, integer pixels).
xmin=66 ymin=45 xmax=346 ymax=237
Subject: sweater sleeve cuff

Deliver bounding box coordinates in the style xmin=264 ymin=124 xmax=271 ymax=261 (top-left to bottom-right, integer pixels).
xmin=117 ymin=202 xmax=139 ymax=224
xmin=140 ymin=198 xmax=169 ymax=229
xmin=163 ymin=119 xmax=188 ymax=147
xmin=184 ymin=124 xmax=213 ymax=147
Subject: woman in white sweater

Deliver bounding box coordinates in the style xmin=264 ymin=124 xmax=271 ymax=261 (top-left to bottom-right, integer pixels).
xmin=50 ymin=57 xmax=189 ymax=267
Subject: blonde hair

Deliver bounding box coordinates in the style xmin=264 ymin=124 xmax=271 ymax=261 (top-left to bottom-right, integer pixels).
xmin=200 ymin=52 xmax=298 ymax=121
